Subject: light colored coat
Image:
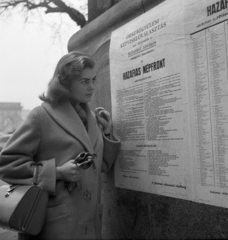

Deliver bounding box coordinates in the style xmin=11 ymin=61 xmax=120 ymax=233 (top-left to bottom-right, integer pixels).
xmin=0 ymin=101 xmax=120 ymax=240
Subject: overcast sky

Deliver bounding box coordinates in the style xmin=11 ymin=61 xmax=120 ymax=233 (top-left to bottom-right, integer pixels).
xmin=0 ymin=2 xmax=85 ymax=110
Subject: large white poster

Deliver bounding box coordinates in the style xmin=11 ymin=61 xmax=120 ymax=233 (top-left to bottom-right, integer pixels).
xmin=110 ymin=0 xmax=228 ymax=208
xmin=110 ymin=0 xmax=191 ymax=200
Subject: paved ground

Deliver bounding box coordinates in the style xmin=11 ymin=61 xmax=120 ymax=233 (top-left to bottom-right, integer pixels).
xmin=0 ymin=180 xmax=18 ymax=240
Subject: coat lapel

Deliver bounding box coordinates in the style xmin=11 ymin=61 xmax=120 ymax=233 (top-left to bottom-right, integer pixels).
xmin=42 ymin=101 xmax=99 ymax=153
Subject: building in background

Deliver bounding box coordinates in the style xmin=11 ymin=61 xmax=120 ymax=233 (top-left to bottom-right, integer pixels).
xmin=0 ymin=102 xmax=28 ymax=134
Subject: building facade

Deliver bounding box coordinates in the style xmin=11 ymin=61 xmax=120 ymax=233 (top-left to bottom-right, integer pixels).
xmin=0 ymin=102 xmax=22 ymax=134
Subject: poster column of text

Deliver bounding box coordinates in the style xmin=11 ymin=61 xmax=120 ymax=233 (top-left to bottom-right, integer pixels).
xmin=190 ymin=20 xmax=228 ymax=206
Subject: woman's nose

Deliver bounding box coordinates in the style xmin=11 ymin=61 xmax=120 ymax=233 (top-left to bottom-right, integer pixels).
xmin=88 ymin=80 xmax=95 ymax=90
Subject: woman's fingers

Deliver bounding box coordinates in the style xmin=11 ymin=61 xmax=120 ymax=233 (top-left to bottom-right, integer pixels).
xmin=99 ymin=110 xmax=110 ymax=121
xmin=95 ymin=107 xmax=111 ymax=122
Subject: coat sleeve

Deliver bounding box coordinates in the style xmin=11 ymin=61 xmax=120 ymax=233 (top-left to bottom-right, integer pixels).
xmin=0 ymin=107 xmax=56 ymax=196
xmin=101 ymin=134 xmax=121 ymax=173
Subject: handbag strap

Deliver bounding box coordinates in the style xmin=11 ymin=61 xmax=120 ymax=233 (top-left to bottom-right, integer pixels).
xmin=32 ymin=163 xmax=42 ymax=186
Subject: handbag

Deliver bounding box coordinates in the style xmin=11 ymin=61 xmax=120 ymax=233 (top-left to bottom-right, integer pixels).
xmin=0 ymin=164 xmax=49 ymax=236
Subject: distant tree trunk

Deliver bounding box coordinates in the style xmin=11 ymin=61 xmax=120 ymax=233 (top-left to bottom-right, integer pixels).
xmin=88 ymin=0 xmax=122 ymax=22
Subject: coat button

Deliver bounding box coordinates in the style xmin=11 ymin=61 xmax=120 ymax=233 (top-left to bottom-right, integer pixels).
xmin=83 ymin=190 xmax=91 ymax=199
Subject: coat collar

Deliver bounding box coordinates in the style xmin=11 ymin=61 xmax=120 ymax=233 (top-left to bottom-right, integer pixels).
xmin=42 ymin=101 xmax=99 ymax=153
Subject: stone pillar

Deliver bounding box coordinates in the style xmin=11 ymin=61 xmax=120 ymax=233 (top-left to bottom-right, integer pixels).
xmin=68 ymin=0 xmax=228 ymax=239
xmin=88 ymin=0 xmax=122 ymax=22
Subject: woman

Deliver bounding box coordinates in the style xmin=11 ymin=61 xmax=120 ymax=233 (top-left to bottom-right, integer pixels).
xmin=0 ymin=52 xmax=120 ymax=240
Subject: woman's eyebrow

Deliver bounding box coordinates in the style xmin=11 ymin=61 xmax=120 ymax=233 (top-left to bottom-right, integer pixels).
xmin=80 ymin=75 xmax=96 ymax=80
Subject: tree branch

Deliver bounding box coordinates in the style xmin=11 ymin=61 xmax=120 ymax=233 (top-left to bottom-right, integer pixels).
xmin=45 ymin=7 xmax=64 ymax=13
xmin=0 ymin=0 xmax=87 ymax=28
xmin=51 ymin=0 xmax=86 ymax=27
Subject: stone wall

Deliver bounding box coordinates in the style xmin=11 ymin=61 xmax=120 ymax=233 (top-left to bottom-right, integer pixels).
xmin=68 ymin=0 xmax=228 ymax=239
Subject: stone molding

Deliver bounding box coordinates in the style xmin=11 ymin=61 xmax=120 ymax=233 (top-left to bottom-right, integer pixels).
xmin=68 ymin=0 xmax=164 ymax=52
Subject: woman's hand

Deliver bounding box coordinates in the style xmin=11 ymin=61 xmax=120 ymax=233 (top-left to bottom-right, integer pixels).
xmin=95 ymin=107 xmax=112 ymax=134
xmin=56 ymin=159 xmax=85 ymax=182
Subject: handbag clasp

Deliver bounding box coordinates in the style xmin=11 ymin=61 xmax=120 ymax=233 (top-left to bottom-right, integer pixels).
xmin=5 ymin=192 xmax=10 ymax=198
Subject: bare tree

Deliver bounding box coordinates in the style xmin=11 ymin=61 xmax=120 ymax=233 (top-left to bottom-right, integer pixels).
xmin=0 ymin=0 xmax=87 ymax=27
